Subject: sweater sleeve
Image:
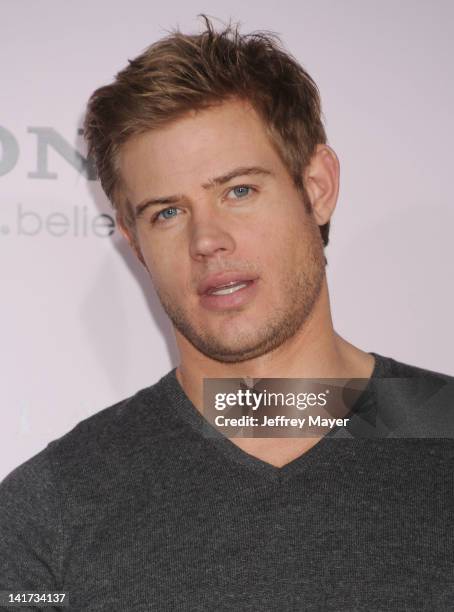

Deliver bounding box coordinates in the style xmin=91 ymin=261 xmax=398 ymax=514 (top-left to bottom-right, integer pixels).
xmin=0 ymin=446 xmax=64 ymax=609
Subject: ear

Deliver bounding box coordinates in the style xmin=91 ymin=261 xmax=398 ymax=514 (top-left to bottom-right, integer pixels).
xmin=303 ymin=144 xmax=340 ymax=226
xmin=116 ymin=214 xmax=146 ymax=267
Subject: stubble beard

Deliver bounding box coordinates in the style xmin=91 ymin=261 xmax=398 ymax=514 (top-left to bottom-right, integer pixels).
xmin=154 ymin=226 xmax=326 ymax=364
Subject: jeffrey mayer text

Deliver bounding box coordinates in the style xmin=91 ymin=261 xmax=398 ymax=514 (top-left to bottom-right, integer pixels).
xmin=214 ymin=415 xmax=350 ymax=428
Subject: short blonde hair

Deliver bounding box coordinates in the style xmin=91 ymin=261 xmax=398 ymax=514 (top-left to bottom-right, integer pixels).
xmin=84 ymin=15 xmax=330 ymax=245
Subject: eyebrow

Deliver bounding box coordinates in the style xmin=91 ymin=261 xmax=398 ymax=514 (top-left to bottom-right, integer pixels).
xmin=134 ymin=165 xmax=273 ymax=219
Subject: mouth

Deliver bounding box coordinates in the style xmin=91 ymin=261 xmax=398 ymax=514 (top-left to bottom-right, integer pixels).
xmin=199 ymin=278 xmax=259 ymax=311
xmin=207 ymin=280 xmax=252 ymax=296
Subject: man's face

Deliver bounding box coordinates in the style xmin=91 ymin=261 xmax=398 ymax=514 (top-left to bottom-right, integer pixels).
xmin=119 ymin=99 xmax=326 ymax=363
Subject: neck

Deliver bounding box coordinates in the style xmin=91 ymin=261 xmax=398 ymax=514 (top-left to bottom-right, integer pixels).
xmin=175 ymin=277 xmax=374 ymax=413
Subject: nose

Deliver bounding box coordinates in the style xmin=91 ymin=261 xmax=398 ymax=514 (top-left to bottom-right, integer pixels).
xmin=189 ymin=208 xmax=236 ymax=261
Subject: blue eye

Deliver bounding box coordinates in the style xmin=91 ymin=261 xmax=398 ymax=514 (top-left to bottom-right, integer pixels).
xmin=154 ymin=207 xmax=179 ymax=223
xmin=229 ymin=185 xmax=252 ymax=199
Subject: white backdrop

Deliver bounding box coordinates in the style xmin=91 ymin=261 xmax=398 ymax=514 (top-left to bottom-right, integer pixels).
xmin=1 ymin=0 xmax=453 ymax=481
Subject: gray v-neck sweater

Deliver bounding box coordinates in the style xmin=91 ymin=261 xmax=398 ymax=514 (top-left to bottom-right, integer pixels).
xmin=1 ymin=353 xmax=453 ymax=611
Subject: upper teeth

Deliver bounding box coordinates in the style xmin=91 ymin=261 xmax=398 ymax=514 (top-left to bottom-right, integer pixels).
xmin=210 ymin=281 xmax=248 ymax=296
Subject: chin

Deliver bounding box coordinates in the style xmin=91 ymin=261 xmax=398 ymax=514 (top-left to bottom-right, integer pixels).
xmin=196 ymin=330 xmax=278 ymax=364
xmin=199 ymin=346 xmax=266 ymax=364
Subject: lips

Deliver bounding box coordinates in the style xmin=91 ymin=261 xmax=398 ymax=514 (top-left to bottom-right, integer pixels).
xmin=197 ymin=271 xmax=259 ymax=296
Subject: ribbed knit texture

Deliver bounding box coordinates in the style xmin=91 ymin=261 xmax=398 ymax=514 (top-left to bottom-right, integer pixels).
xmin=1 ymin=353 xmax=453 ymax=611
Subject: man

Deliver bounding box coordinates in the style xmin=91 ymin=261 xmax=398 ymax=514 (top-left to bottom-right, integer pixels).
xmin=1 ymin=16 xmax=453 ymax=611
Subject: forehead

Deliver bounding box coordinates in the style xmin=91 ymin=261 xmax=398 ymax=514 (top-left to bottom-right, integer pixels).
xmin=118 ymin=99 xmax=285 ymax=197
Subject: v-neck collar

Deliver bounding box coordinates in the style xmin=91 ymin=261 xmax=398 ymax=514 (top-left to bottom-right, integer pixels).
xmin=159 ymin=352 xmax=392 ymax=482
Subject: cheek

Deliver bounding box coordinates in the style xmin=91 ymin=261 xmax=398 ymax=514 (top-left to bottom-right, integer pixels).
xmin=139 ymin=243 xmax=168 ymax=285
xmin=142 ymin=247 xmax=190 ymax=295
xmin=265 ymin=196 xmax=306 ymax=236
xmin=259 ymin=212 xmax=304 ymax=256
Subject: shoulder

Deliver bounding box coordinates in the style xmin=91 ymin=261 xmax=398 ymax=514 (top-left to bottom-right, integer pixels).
xmin=48 ymin=368 xmax=180 ymax=476
xmin=370 ymin=353 xmax=454 ymax=437
xmin=1 ymin=368 xmax=179 ymax=495
xmin=375 ymin=352 xmax=453 ymax=382
xmin=373 ymin=352 xmax=453 ymax=401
